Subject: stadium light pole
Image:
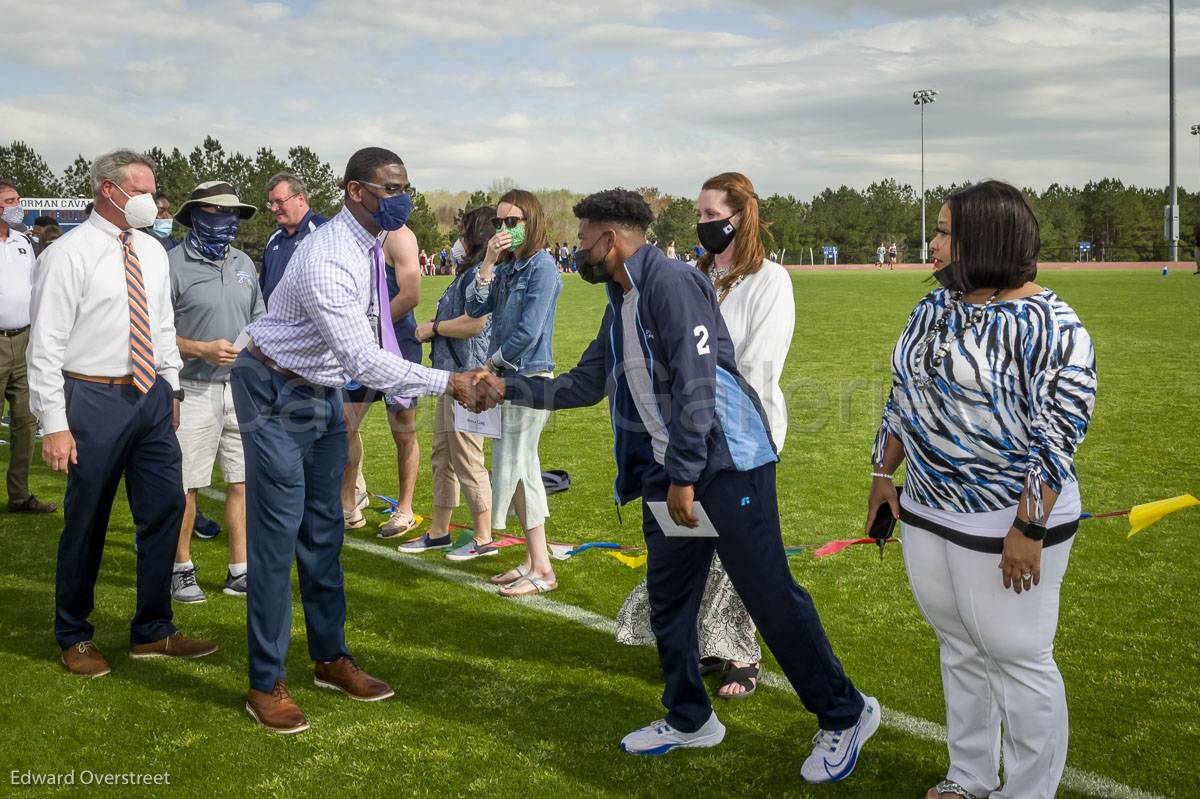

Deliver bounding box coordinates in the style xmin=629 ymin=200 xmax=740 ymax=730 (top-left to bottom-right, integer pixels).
xmin=1168 ymin=0 xmax=1179 ymax=262
xmin=913 ymin=89 xmax=938 ymax=264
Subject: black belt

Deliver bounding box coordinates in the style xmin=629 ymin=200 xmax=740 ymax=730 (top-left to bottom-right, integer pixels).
xmin=900 ymin=506 xmax=1077 ymax=554
xmin=0 ymin=326 xmax=29 ymax=337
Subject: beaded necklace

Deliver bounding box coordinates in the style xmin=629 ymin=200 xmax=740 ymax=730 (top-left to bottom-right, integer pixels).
xmin=708 ymin=265 xmax=745 ymax=304
xmin=913 ymin=289 xmax=1001 ymax=389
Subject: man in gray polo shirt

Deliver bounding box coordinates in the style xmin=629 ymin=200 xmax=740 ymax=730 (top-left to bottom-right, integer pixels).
xmin=168 ymin=181 xmax=262 ymax=602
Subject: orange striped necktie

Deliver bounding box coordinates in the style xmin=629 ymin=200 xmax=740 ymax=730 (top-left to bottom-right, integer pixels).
xmin=120 ymin=232 xmax=156 ymax=394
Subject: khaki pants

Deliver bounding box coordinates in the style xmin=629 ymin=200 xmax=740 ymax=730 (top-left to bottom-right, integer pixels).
xmin=0 ymin=330 xmax=35 ymax=503
xmin=431 ymin=394 xmax=491 ymax=513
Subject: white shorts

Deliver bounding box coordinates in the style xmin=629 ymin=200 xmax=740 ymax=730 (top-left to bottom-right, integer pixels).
xmin=176 ymin=378 xmax=245 ymax=489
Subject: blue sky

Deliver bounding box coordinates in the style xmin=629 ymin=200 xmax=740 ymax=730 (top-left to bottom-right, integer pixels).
xmin=4 ymin=0 xmax=1198 ymax=198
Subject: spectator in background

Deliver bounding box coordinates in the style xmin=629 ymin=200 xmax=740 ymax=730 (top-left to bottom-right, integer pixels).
xmin=260 ymin=173 xmax=327 ymax=307
xmin=558 ymin=241 xmax=569 ymax=271
xmin=150 ymin=193 xmax=179 ymax=252
xmin=31 ymin=215 xmax=57 ymax=245
xmin=38 ymin=224 xmax=64 ymax=251
xmin=167 ymin=181 xmax=262 ymax=604
xmin=405 ymin=206 xmax=496 ymax=559
xmin=0 ymin=180 xmax=56 ymax=514
xmin=666 ymin=239 xmax=677 ymax=260
xmin=30 ymin=149 xmax=218 ymax=678
xmin=466 ymin=190 xmax=562 ymax=596
xmin=419 ymin=248 xmax=429 ymax=276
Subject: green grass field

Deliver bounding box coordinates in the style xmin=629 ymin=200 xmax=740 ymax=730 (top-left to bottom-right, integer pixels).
xmin=1 ymin=270 xmax=1196 ymax=798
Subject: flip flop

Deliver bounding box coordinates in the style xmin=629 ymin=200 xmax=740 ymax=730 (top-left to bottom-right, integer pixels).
xmin=498 ymin=574 xmax=557 ymax=597
xmin=489 ymin=565 xmax=529 ymax=586
xmin=716 ymin=662 xmax=760 ymax=700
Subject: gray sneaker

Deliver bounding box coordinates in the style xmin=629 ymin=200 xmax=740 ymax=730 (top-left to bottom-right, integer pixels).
xmin=171 ymin=567 xmax=206 ymax=604
xmin=223 ymin=570 xmax=247 ymax=597
xmin=397 ymin=533 xmax=452 ymax=553
xmin=445 ymin=539 xmax=499 ymax=561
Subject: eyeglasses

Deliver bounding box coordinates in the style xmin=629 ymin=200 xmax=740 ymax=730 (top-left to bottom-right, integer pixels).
xmin=492 ymin=216 xmax=524 ymax=230
xmin=266 ymin=192 xmax=300 ymax=210
xmin=357 ymin=180 xmax=409 ymax=198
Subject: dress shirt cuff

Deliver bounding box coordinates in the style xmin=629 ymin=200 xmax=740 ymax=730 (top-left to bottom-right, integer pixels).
xmin=426 ymin=368 xmax=451 ymax=397
xmin=160 ymin=368 xmax=180 ymax=392
xmin=39 ymin=409 xmax=70 ymax=436
xmin=488 ymin=348 xmax=517 ymax=374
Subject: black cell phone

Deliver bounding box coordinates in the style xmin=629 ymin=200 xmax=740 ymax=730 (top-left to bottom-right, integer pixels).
xmin=869 ymin=485 xmax=903 ymax=540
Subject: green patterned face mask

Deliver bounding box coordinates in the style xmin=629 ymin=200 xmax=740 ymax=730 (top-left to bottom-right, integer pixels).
xmin=506 ymin=222 xmax=526 ymax=251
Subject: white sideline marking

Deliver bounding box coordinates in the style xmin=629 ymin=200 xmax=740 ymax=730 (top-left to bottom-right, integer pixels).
xmin=199 ymin=488 xmax=1163 ymax=799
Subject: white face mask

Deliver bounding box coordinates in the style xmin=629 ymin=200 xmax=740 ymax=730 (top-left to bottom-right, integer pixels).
xmin=1 ymin=205 xmax=26 ymax=229
xmin=450 ymin=239 xmax=467 ymax=266
xmin=109 ymin=184 xmax=158 ymax=229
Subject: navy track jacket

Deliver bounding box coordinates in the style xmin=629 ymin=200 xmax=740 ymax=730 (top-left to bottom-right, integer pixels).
xmin=505 ymin=243 xmax=778 ymax=505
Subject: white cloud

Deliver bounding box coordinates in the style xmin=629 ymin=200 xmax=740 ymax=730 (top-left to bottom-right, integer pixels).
xmin=4 ymin=1 xmax=1198 ymax=199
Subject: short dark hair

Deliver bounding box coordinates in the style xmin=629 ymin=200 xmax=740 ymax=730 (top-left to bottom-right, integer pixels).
xmin=33 ymin=215 xmax=57 ymax=227
xmin=945 ymin=180 xmax=1039 ymax=292
xmin=0 ymin=179 xmax=15 ymax=194
xmin=343 ymin=147 xmax=404 ymax=187
xmin=572 ymin=188 xmax=654 ymax=232
xmin=459 ymin=205 xmax=496 ymax=271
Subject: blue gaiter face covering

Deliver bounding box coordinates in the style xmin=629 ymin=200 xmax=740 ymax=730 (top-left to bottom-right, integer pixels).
xmin=188 ymin=209 xmax=240 ymax=261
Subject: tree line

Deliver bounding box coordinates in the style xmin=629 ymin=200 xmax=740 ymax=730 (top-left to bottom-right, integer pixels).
xmin=3 ymin=139 xmax=1197 ymax=264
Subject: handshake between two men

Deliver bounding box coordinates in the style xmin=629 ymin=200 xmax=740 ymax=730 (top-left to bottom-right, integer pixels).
xmin=445 ymin=369 xmax=507 ymax=413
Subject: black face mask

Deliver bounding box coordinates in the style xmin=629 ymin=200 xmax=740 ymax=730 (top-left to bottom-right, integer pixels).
xmin=933 ymin=264 xmax=959 ymax=290
xmin=576 ymin=232 xmax=613 ymax=284
xmin=696 ymin=217 xmax=736 ymax=254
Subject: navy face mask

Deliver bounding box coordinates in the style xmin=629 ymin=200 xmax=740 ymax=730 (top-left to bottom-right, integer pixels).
xmin=188 ymin=210 xmax=240 ymax=261
xmin=371 ymin=191 xmax=412 ymax=231
xmin=576 ymin=231 xmax=613 ymax=285
xmin=933 ymin=264 xmax=959 ymax=290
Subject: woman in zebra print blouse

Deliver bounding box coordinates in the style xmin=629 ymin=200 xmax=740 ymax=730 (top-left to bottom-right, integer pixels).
xmin=866 ymin=181 xmax=1097 ymax=799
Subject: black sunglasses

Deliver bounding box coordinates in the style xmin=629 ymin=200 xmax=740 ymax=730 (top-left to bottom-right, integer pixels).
xmin=492 ymin=216 xmax=523 ymax=230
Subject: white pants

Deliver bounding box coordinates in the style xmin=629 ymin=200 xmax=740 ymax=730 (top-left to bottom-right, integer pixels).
xmin=903 ymin=523 xmax=1073 ymax=799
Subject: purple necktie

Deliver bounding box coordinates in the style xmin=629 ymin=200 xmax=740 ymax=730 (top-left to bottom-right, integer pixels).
xmin=372 ymin=239 xmax=414 ymax=409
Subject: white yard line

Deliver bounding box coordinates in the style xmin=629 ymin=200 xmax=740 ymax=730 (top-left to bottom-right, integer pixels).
xmin=198 ymin=488 xmax=1166 ymax=799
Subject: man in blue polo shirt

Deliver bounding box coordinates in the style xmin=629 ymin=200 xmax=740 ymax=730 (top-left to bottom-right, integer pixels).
xmin=260 ymin=173 xmax=327 ymax=307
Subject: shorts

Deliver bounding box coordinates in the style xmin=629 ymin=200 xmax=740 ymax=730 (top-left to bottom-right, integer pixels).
xmin=176 ymin=378 xmax=245 ymax=489
xmin=344 ymin=311 xmax=423 ymax=407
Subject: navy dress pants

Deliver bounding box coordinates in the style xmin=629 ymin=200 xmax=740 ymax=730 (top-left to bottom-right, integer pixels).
xmin=231 ymin=352 xmax=351 ymax=694
xmin=642 ymin=462 xmax=865 ymax=732
xmin=55 ymin=377 xmax=183 ymax=649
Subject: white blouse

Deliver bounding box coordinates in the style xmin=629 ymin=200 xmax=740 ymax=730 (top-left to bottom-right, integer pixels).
xmin=717 ymin=259 xmax=795 ymax=450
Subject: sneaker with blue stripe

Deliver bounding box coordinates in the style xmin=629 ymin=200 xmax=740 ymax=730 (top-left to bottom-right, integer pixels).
xmin=619 ymin=712 xmax=725 ymax=756
xmin=800 ymin=694 xmax=880 ymax=783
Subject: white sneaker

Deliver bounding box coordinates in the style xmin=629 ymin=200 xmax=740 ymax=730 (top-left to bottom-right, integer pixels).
xmin=800 ymin=694 xmax=881 ymax=783
xmin=619 ymin=712 xmax=725 ymax=756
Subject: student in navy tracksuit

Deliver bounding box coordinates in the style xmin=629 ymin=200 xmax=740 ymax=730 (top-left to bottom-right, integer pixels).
xmin=487 ymin=190 xmax=879 ymax=782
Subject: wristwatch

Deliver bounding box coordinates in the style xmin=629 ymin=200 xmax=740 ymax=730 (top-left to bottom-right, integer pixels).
xmin=172 ymin=389 xmax=185 ymax=402
xmin=432 ymin=320 xmax=441 ymax=338
xmin=1012 ymin=516 xmax=1046 ymax=541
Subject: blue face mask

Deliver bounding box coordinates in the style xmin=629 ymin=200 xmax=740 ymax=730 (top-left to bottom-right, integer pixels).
xmin=152 ymin=218 xmax=174 ymax=238
xmin=188 ymin=209 xmax=240 ymax=261
xmin=370 ymin=191 xmax=412 ymax=231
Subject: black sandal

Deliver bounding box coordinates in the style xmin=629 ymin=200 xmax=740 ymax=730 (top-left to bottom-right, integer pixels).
xmin=699 ymin=656 xmax=727 ymax=676
xmin=717 ymin=662 xmax=760 ymax=700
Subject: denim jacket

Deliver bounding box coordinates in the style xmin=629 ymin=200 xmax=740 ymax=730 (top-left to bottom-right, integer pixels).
xmin=430 ymin=265 xmax=490 ymax=372
xmin=465 ymin=248 xmax=560 ymax=376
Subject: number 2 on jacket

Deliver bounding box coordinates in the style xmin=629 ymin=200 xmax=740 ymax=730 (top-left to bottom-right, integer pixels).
xmin=693 ymin=325 xmax=711 ymax=356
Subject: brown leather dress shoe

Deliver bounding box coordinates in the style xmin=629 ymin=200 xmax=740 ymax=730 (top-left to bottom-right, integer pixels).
xmin=246 ymin=681 xmax=309 ymax=734
xmin=129 ymin=631 xmax=218 ymax=659
xmin=61 ymin=640 xmax=110 ymax=678
xmin=313 ymin=656 xmax=394 ymax=701
xmin=8 ymin=494 xmax=57 ymax=513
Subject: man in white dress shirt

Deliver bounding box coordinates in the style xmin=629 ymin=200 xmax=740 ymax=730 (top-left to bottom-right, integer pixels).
xmin=28 ymin=149 xmax=218 ymax=679
xmin=0 ymin=180 xmax=56 ymax=515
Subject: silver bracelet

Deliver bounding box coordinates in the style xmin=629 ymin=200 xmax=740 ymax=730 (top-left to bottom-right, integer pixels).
xmin=871 ymin=471 xmax=894 ymax=481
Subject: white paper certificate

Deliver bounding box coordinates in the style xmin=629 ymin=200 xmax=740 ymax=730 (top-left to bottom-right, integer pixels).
xmin=454 ymin=403 xmax=502 ymax=439
xmin=647 ymin=501 xmax=719 ymax=538
xmin=232 ymin=327 xmax=251 ymax=352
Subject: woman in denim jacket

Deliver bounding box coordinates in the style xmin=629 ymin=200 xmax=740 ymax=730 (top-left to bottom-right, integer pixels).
xmin=402 ymin=207 xmax=496 ymax=561
xmin=466 ymin=190 xmax=562 ymax=595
